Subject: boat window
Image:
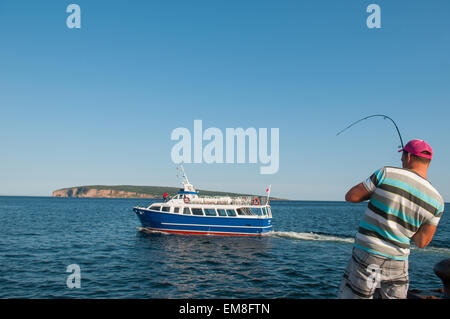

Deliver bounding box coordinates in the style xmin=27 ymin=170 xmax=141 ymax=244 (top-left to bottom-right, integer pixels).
xmin=226 ymin=209 xmax=237 ymax=217
xmin=161 ymin=206 xmax=170 ymax=212
xmin=250 ymin=208 xmax=263 ymax=216
xmin=237 ymin=208 xmax=253 ymax=215
xmin=217 ymin=209 xmax=227 ymax=217
xmin=203 ymin=208 xmax=217 ymax=216
xmin=191 ymin=208 xmax=204 ymax=216
xmin=183 ymin=207 xmax=191 ymax=215
xmin=262 ymin=207 xmax=267 ymax=215
xmin=151 ymin=205 xmax=161 ymax=211
xmin=174 ymin=207 xmax=180 ymax=213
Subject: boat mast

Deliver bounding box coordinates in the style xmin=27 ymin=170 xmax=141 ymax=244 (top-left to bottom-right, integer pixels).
xmin=177 ymin=165 xmax=190 ymax=186
xmin=177 ymin=165 xmax=198 ymax=198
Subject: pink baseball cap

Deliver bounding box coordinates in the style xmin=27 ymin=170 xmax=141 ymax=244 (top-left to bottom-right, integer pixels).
xmin=398 ymin=139 xmax=433 ymax=159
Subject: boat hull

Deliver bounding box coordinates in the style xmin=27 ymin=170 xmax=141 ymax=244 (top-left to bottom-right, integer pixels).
xmin=133 ymin=207 xmax=272 ymax=236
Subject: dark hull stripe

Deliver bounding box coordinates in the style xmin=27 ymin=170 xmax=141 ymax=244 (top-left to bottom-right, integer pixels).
xmin=358 ymin=227 xmax=410 ymax=249
xmin=379 ymin=183 xmax=438 ymax=216
xmin=368 ymin=202 xmax=418 ymax=232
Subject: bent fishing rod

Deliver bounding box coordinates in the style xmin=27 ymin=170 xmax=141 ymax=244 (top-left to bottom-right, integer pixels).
xmin=336 ymin=114 xmax=404 ymax=149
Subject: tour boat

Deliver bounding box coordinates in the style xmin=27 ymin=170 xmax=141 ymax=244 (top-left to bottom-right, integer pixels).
xmin=133 ymin=166 xmax=273 ymax=236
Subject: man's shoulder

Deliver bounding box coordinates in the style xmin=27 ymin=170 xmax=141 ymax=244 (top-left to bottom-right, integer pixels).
xmin=433 ymin=189 xmax=445 ymax=208
xmin=381 ymin=166 xmax=444 ymax=206
xmin=382 ymin=166 xmax=427 ymax=182
xmin=383 ymin=166 xmax=404 ymax=173
xmin=374 ymin=166 xmax=404 ymax=178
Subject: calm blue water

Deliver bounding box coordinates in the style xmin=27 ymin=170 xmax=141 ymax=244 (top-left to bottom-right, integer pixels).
xmin=0 ymin=196 xmax=448 ymax=298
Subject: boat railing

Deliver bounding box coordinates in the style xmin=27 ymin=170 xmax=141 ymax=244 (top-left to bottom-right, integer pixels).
xmin=188 ymin=196 xmax=269 ymax=206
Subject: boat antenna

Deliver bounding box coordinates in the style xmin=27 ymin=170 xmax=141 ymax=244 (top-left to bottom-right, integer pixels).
xmin=336 ymin=114 xmax=404 ymax=149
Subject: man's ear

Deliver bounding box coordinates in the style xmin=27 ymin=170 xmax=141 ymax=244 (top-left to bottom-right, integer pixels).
xmin=405 ymin=152 xmax=411 ymax=164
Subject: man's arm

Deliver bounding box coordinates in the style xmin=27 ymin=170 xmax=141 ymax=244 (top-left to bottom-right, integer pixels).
xmin=411 ymin=224 xmax=437 ymax=248
xmin=345 ymin=183 xmax=372 ymax=203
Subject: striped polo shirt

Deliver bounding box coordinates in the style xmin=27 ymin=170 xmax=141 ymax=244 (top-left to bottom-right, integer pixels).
xmin=354 ymin=166 xmax=444 ymax=260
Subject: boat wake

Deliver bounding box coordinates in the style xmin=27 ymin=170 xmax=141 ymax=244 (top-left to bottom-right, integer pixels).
xmin=415 ymin=245 xmax=450 ymax=256
xmin=266 ymin=231 xmax=354 ymax=244
xmin=267 ymin=231 xmax=450 ymax=255
xmin=136 ymin=227 xmax=170 ymax=235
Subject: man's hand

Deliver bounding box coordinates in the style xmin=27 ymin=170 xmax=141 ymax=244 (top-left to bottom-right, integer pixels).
xmin=412 ymin=224 xmax=437 ymax=248
xmin=345 ymin=183 xmax=372 ymax=203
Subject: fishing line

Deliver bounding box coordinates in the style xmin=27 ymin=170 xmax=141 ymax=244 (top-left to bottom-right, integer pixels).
xmin=336 ymin=114 xmax=404 ymax=149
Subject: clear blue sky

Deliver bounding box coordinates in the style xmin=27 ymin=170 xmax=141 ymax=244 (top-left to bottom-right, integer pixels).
xmin=1 ymin=0 xmax=449 ymax=200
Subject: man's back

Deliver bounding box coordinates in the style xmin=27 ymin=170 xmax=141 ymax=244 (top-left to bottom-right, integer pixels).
xmin=355 ymin=166 xmax=444 ymax=260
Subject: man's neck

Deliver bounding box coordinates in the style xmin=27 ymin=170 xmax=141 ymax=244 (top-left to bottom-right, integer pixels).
xmin=407 ymin=166 xmax=428 ymax=179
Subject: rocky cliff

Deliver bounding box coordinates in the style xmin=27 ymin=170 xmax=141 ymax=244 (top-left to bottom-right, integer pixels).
xmin=52 ymin=187 xmax=158 ymax=199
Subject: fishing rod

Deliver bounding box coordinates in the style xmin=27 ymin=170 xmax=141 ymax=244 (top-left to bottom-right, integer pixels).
xmin=336 ymin=114 xmax=404 ymax=149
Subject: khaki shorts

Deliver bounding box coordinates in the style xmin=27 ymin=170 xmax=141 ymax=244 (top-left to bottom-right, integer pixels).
xmin=338 ymin=247 xmax=409 ymax=299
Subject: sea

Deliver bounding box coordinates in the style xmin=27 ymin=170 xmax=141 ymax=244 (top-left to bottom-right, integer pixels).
xmin=0 ymin=196 xmax=448 ymax=299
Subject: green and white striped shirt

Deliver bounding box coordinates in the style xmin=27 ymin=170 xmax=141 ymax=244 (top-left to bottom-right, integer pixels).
xmin=355 ymin=166 xmax=445 ymax=260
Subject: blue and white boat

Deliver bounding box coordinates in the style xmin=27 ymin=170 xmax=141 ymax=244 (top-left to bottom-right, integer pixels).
xmin=133 ymin=166 xmax=273 ymax=236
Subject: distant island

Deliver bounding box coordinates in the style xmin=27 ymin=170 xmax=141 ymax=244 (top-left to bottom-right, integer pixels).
xmin=52 ymin=185 xmax=282 ymax=199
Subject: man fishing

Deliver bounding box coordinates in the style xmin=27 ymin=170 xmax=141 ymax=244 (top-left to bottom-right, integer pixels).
xmin=338 ymin=139 xmax=445 ymax=299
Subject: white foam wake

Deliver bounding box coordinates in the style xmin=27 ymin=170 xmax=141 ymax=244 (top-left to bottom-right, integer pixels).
xmin=267 ymin=231 xmax=450 ymax=255
xmin=266 ymin=231 xmax=355 ymax=244
xmin=413 ymin=245 xmax=450 ymax=256
xmin=136 ymin=227 xmax=170 ymax=235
